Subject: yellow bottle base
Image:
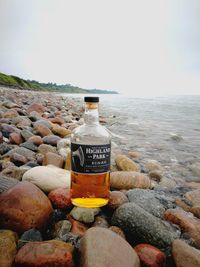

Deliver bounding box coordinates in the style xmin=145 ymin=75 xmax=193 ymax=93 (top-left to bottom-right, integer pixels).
xmin=71 ymin=198 xmax=109 ymax=208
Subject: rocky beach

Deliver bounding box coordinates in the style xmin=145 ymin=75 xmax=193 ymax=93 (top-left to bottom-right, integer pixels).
xmin=0 ymin=86 xmax=200 ymax=267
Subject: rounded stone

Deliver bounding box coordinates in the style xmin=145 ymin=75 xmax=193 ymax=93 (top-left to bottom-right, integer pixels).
xmin=108 ymin=191 xmax=129 ymax=210
xmin=48 ymin=188 xmax=71 ymax=209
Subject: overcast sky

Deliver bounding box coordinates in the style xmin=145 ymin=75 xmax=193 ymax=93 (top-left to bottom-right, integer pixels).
xmin=0 ymin=0 xmax=199 ymax=95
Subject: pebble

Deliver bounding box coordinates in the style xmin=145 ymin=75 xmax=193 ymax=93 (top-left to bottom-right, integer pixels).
xmin=92 ymin=216 xmax=110 ymax=228
xmin=9 ymin=132 xmax=23 ymax=145
xmin=0 ymin=131 xmax=3 ymax=143
xmin=20 ymin=129 xmax=34 ymax=141
xmin=80 ymin=227 xmax=140 ymax=267
xmin=164 ymin=208 xmax=200 ymax=248
xmin=28 ymin=111 xmax=41 ymax=121
xmin=43 ymin=134 xmax=61 ymax=146
xmin=0 ymin=230 xmax=18 ymax=267
xmin=52 ymin=124 xmax=71 ymax=137
xmin=18 ymin=229 xmax=43 ymax=249
xmin=70 ymin=207 xmax=100 ymax=223
xmin=145 ymin=160 xmax=163 ymax=172
xmin=110 ymin=171 xmax=151 ymax=190
xmin=1 ymin=123 xmax=20 ymax=138
xmin=34 ymin=124 xmax=52 ymax=137
xmin=51 ymin=220 xmax=72 ymax=239
xmin=190 ymin=163 xmax=200 ymax=177
xmin=112 ymin=203 xmax=180 ymax=249
xmin=15 ymin=240 xmax=74 ymax=267
xmin=34 ymin=119 xmax=52 ymax=129
xmin=48 ymin=188 xmax=71 ymax=209
xmin=69 ymin=216 xmax=88 ymax=237
xmin=3 ymin=147 xmax=36 ymax=161
xmin=20 ymin=141 xmax=38 ymax=152
xmin=172 ymin=239 xmax=200 ymax=267
xmin=22 ymin=165 xmax=70 ymax=192
xmin=108 ymin=191 xmax=129 ymax=210
xmin=38 ymin=143 xmax=57 ymax=155
xmin=0 ymin=181 xmax=53 ymax=234
xmin=10 ymin=152 xmax=28 ymax=166
xmin=28 ymin=135 xmax=43 ymax=145
xmin=27 ymin=103 xmax=45 ymax=114
xmin=0 ymin=142 xmax=12 ymax=155
xmin=109 ymin=226 xmax=126 ymax=239
xmin=49 ymin=116 xmax=65 ymax=125
xmin=127 ymin=189 xmax=166 ymax=218
xmin=3 ymin=109 xmax=18 ymax=118
xmin=134 ymin=243 xmax=166 ymax=267
xmin=128 ymin=151 xmax=142 ymax=159
xmin=186 ymin=189 xmax=200 ymax=206
xmin=115 ymin=154 xmax=140 ymax=171
xmin=43 ymin=152 xmax=64 ymax=168
xmin=148 ymin=170 xmax=163 ymax=182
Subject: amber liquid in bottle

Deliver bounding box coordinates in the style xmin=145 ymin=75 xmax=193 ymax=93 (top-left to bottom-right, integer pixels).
xmin=71 ymin=97 xmax=111 ymax=208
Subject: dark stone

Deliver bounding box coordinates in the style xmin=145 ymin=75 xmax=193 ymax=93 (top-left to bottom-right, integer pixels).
xmin=20 ymin=141 xmax=38 ymax=152
xmin=0 ymin=143 xmax=12 ymax=155
xmin=18 ymin=229 xmax=43 ymax=249
xmin=24 ymin=161 xmax=39 ymax=168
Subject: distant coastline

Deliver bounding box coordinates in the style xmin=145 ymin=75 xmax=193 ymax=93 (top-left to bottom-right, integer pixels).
xmin=0 ymin=72 xmax=118 ymax=94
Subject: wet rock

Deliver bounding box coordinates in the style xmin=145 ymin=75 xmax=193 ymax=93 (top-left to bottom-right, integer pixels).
xmin=108 ymin=191 xmax=129 ymax=210
xmin=48 ymin=188 xmax=71 ymax=209
xmin=43 ymin=152 xmax=64 ymax=168
xmin=9 ymin=132 xmax=23 ymax=145
xmin=28 ymin=135 xmax=43 ymax=145
xmin=164 ymin=208 xmax=200 ymax=248
xmin=1 ymin=123 xmax=20 ymax=138
xmin=0 ymin=181 xmax=53 ymax=234
xmin=112 ymin=203 xmax=180 ymax=249
xmin=172 ymin=239 xmax=200 ymax=267
xmin=18 ymin=229 xmax=42 ymax=249
xmin=92 ymin=216 xmax=110 ymax=228
xmin=10 ymin=152 xmax=28 ymax=166
xmin=145 ymin=160 xmax=163 ymax=172
xmin=34 ymin=124 xmax=52 ymax=137
xmin=27 ymin=103 xmax=45 ymax=114
xmin=134 ymin=243 xmax=166 ymax=267
xmin=0 ymin=230 xmax=18 ymax=267
xmin=127 ymin=189 xmax=166 ymax=218
xmin=115 ymin=154 xmax=140 ymax=171
xmin=70 ymin=207 xmax=100 ymax=223
xmin=51 ymin=220 xmax=72 ymax=239
xmin=20 ymin=141 xmax=38 ymax=152
xmin=38 ymin=143 xmax=56 ymax=155
xmin=15 ymin=240 xmax=74 ymax=267
xmin=109 ymin=226 xmax=126 ymax=239
xmin=80 ymin=227 xmax=140 ymax=267
xmin=43 ymin=134 xmax=61 ymax=146
xmin=20 ymin=129 xmax=34 ymax=140
xmin=22 ymin=165 xmax=70 ymax=192
xmin=52 ymin=124 xmax=71 ymax=137
xmin=110 ymin=171 xmax=151 ymax=190
xmin=3 ymin=147 xmax=35 ymax=161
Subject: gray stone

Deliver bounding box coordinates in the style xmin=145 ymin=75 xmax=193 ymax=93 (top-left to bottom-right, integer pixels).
xmin=70 ymin=207 xmax=100 ymax=223
xmin=34 ymin=119 xmax=52 ymax=129
xmin=0 ymin=143 xmax=12 ymax=155
xmin=51 ymin=220 xmax=72 ymax=239
xmin=18 ymin=229 xmax=42 ymax=249
xmin=43 ymin=135 xmax=61 ymax=146
xmin=20 ymin=141 xmax=38 ymax=152
xmin=38 ymin=144 xmax=56 ymax=155
xmin=112 ymin=203 xmax=180 ymax=249
xmin=3 ymin=147 xmax=36 ymax=161
xmin=21 ymin=129 xmax=34 ymax=141
xmin=127 ymin=189 xmax=165 ymax=217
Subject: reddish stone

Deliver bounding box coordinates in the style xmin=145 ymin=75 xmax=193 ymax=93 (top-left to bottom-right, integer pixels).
xmin=34 ymin=124 xmax=52 ymax=137
xmin=164 ymin=209 xmax=200 ymax=248
xmin=49 ymin=117 xmax=65 ymax=125
xmin=48 ymin=188 xmax=72 ymax=209
xmin=134 ymin=243 xmax=166 ymax=267
xmin=9 ymin=132 xmax=23 ymax=145
xmin=0 ymin=181 xmax=53 ymax=234
xmin=67 ymin=215 xmax=88 ymax=237
xmin=108 ymin=191 xmax=129 ymax=210
xmin=55 ymin=111 xmax=61 ymax=116
xmin=28 ymin=135 xmax=43 ymax=145
xmin=15 ymin=240 xmax=73 ymax=267
xmin=27 ymin=103 xmax=45 ymax=114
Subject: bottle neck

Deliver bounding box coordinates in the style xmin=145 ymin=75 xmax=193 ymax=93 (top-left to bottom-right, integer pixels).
xmin=84 ymin=102 xmax=99 ymax=125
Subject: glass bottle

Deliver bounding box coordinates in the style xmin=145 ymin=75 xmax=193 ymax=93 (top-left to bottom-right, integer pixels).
xmin=70 ymin=96 xmax=111 ymax=208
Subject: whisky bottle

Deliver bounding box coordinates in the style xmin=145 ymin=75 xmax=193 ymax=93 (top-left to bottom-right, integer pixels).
xmin=70 ymin=96 xmax=111 ymax=208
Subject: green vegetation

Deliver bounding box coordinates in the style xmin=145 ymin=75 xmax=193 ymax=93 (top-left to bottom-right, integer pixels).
xmin=0 ymin=72 xmax=118 ymax=94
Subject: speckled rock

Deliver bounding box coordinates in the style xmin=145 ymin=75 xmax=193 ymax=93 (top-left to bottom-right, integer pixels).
xmin=48 ymin=188 xmax=71 ymax=209
xmin=22 ymin=165 xmax=70 ymax=192
xmin=172 ymin=239 xmax=200 ymax=267
xmin=70 ymin=207 xmax=100 ymax=223
xmin=80 ymin=227 xmax=140 ymax=267
xmin=112 ymin=203 xmax=180 ymax=249
xmin=51 ymin=220 xmax=72 ymax=239
xmin=0 ymin=230 xmax=18 ymax=267
xmin=15 ymin=240 xmax=74 ymax=267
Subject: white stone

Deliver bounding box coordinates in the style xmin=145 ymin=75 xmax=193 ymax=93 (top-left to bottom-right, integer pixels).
xmin=22 ymin=165 xmax=70 ymax=192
